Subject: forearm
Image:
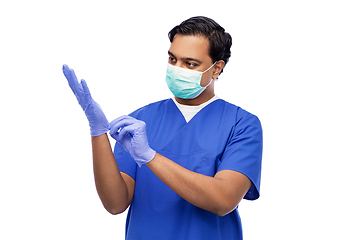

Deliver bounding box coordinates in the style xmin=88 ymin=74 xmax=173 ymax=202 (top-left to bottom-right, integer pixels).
xmin=146 ymin=153 xmax=249 ymax=216
xmin=92 ymin=134 xmax=132 ymax=214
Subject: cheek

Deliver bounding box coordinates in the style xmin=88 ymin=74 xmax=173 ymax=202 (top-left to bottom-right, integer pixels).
xmin=200 ymin=71 xmax=214 ymax=87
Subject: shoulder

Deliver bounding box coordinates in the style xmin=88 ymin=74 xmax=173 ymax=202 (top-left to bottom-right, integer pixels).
xmin=217 ymin=99 xmax=262 ymax=127
xmin=129 ymin=99 xmax=173 ymax=119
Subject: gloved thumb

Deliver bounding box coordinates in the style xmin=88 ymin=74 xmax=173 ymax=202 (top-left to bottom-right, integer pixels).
xmin=80 ymin=79 xmax=92 ymax=96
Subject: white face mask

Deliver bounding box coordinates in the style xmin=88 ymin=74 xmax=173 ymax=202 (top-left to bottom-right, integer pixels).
xmin=165 ymin=62 xmax=216 ymax=99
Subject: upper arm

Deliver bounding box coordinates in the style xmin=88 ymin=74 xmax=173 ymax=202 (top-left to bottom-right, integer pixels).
xmin=217 ymin=114 xmax=263 ymax=200
xmin=120 ymin=171 xmax=135 ymax=206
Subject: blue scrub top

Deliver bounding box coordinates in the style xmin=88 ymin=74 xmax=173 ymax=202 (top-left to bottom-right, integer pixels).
xmin=114 ymin=99 xmax=263 ymax=240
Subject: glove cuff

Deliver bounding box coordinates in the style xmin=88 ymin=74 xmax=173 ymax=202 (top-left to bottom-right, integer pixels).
xmin=137 ymin=149 xmax=156 ymax=167
xmin=90 ymin=122 xmax=110 ymax=136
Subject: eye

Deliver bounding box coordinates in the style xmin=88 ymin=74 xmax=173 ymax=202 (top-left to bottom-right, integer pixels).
xmin=186 ymin=62 xmax=199 ymax=68
xmin=168 ymin=56 xmax=176 ymax=64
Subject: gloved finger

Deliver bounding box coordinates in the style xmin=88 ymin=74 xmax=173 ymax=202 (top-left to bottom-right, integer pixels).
xmin=109 ymin=116 xmax=138 ymax=137
xmin=109 ymin=130 xmax=121 ymax=142
xmin=116 ymin=123 xmax=144 ymax=142
xmin=109 ymin=116 xmax=128 ymax=141
xmin=111 ymin=115 xmax=139 ymax=127
xmin=109 ymin=115 xmax=128 ymax=127
xmin=109 ymin=115 xmax=139 ymax=128
xmin=62 ymin=64 xmax=83 ymax=98
xmin=80 ymin=79 xmax=91 ymax=96
xmin=80 ymin=79 xmax=93 ymax=103
xmin=109 ymin=116 xmax=129 ymax=137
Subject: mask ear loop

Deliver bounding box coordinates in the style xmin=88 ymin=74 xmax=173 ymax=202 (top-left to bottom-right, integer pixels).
xmin=201 ymin=61 xmax=217 ymax=88
xmin=203 ymin=78 xmax=214 ymax=88
xmin=202 ymin=61 xmax=218 ymax=74
xmin=202 ymin=61 xmax=218 ymax=84
xmin=191 ymin=77 xmax=214 ymax=99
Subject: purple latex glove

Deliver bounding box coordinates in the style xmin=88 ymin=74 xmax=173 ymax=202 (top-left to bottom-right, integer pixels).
xmin=62 ymin=64 xmax=109 ymax=136
xmin=109 ymin=115 xmax=156 ymax=167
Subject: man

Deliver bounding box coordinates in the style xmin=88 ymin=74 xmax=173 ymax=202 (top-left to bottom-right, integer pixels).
xmin=63 ymin=16 xmax=262 ymax=240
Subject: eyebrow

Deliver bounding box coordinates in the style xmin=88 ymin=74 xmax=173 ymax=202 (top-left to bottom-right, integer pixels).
xmin=168 ymin=51 xmax=203 ymax=65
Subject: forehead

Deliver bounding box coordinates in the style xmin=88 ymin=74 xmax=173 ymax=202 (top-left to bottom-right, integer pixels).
xmin=169 ymin=34 xmax=211 ymax=61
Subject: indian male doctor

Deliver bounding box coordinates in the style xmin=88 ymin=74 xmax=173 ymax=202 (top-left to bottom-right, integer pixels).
xmin=63 ymin=16 xmax=262 ymax=240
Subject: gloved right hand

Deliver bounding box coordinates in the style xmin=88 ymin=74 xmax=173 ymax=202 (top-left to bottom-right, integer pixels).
xmin=62 ymin=64 xmax=109 ymax=136
xmin=109 ymin=115 xmax=156 ymax=167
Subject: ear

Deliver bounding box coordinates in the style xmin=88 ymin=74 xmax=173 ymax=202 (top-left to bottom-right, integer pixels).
xmin=212 ymin=60 xmax=225 ymax=79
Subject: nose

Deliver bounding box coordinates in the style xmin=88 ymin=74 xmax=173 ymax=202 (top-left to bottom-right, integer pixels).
xmin=175 ymin=62 xmax=185 ymax=68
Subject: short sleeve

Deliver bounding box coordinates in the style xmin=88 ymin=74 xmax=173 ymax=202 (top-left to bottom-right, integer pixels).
xmin=114 ymin=142 xmax=137 ymax=180
xmin=217 ymin=113 xmax=263 ymax=200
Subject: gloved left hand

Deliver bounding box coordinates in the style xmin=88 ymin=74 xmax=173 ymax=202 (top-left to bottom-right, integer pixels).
xmin=109 ymin=115 xmax=156 ymax=167
xmin=62 ymin=64 xmax=109 ymax=136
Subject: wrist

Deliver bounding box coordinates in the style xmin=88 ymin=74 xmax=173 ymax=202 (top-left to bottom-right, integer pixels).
xmin=137 ymin=149 xmax=156 ymax=167
xmin=90 ymin=126 xmax=110 ymax=137
xmin=146 ymin=149 xmax=156 ymax=162
xmin=89 ymin=118 xmax=110 ymax=137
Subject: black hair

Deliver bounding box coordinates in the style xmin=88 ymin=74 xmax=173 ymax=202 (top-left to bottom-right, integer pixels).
xmin=168 ymin=16 xmax=232 ymax=75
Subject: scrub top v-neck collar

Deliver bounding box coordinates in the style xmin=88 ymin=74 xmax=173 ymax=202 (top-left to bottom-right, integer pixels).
xmin=171 ymin=95 xmax=220 ymax=123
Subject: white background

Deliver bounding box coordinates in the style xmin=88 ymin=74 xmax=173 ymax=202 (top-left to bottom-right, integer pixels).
xmin=1 ymin=0 xmax=359 ymax=239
